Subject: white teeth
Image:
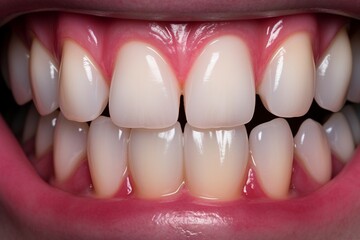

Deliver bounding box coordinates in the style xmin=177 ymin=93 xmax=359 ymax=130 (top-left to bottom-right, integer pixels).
xmin=30 ymin=39 xmax=59 ymax=116
xmin=294 ymin=119 xmax=331 ymax=185
xmin=8 ymin=34 xmax=32 ymax=105
xmin=323 ymin=112 xmax=355 ymax=163
xmin=54 ymin=112 xmax=89 ymax=183
xmin=184 ymin=36 xmax=255 ymax=128
xmin=22 ymin=105 xmax=40 ymax=143
xmin=129 ymin=123 xmax=183 ymax=199
xmin=315 ymin=28 xmax=352 ymax=112
xmin=347 ymin=30 xmax=360 ymax=103
xmin=87 ymin=117 xmax=129 ymax=198
xmin=249 ymin=118 xmax=293 ymax=199
xmin=35 ymin=110 xmax=58 ymax=158
xmin=59 ymin=41 xmax=109 ymax=122
xmin=109 ymin=41 xmax=180 ymax=129
xmin=342 ymin=105 xmax=360 ymax=145
xmin=258 ymin=33 xmax=315 ymax=117
xmin=184 ymin=124 xmax=249 ymax=201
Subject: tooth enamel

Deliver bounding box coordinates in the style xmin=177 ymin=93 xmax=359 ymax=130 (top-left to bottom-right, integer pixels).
xmin=347 ymin=30 xmax=360 ymax=103
xmin=22 ymin=105 xmax=40 ymax=143
xmin=54 ymin=112 xmax=89 ymax=183
xmin=30 ymin=38 xmax=59 ymax=115
xmin=109 ymin=41 xmax=180 ymax=129
xmin=342 ymin=105 xmax=360 ymax=145
xmin=184 ymin=36 xmax=255 ymax=128
xmin=294 ymin=119 xmax=331 ymax=185
xmin=128 ymin=123 xmax=183 ymax=199
xmin=35 ymin=110 xmax=58 ymax=158
xmin=323 ymin=112 xmax=355 ymax=163
xmin=315 ymin=28 xmax=352 ymax=112
xmin=8 ymin=33 xmax=32 ymax=105
xmin=87 ymin=116 xmax=129 ymax=198
xmin=59 ymin=40 xmax=109 ymax=122
xmin=249 ymin=118 xmax=293 ymax=199
xmin=184 ymin=124 xmax=249 ymax=201
xmin=258 ymin=33 xmax=315 ymax=117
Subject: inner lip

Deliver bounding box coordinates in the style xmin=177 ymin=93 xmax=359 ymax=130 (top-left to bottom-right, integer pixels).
xmin=1 ymin=2 xmax=360 ymax=239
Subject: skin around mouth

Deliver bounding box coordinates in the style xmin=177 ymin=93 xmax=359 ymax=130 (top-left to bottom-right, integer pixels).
xmin=0 ymin=1 xmax=360 ymax=239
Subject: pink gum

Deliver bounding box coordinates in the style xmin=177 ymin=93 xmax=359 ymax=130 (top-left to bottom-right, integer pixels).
xmin=22 ymin=12 xmax=347 ymax=86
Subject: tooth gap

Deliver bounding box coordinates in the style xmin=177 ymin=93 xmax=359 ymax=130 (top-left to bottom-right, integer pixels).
xmin=178 ymin=95 xmax=187 ymax=131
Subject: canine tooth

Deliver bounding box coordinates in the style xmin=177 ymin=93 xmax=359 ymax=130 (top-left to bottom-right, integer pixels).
xmin=59 ymin=41 xmax=108 ymax=122
xmin=30 ymin=39 xmax=59 ymax=115
xmin=258 ymin=33 xmax=314 ymax=117
xmin=109 ymin=41 xmax=180 ymax=129
xmin=35 ymin=111 xmax=58 ymax=158
xmin=323 ymin=112 xmax=355 ymax=163
xmin=315 ymin=28 xmax=352 ymax=111
xmin=54 ymin=113 xmax=88 ymax=183
xmin=184 ymin=36 xmax=255 ymax=128
xmin=23 ymin=105 xmax=40 ymax=143
xmin=249 ymin=118 xmax=293 ymax=199
xmin=347 ymin=30 xmax=360 ymax=103
xmin=294 ymin=119 xmax=331 ymax=185
xmin=129 ymin=123 xmax=183 ymax=199
xmin=87 ymin=116 xmax=129 ymax=198
xmin=184 ymin=124 xmax=249 ymax=201
xmin=342 ymin=105 xmax=360 ymax=145
xmin=8 ymin=34 xmax=32 ymax=105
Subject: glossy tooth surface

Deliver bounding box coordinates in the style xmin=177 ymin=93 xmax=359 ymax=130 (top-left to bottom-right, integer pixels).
xmin=54 ymin=113 xmax=89 ymax=183
xmin=109 ymin=41 xmax=180 ymax=129
xmin=184 ymin=36 xmax=255 ymax=128
xmin=87 ymin=117 xmax=129 ymax=198
xmin=342 ymin=105 xmax=360 ymax=145
xmin=258 ymin=33 xmax=315 ymax=117
xmin=30 ymin=39 xmax=59 ymax=115
xmin=129 ymin=123 xmax=183 ymax=198
xmin=324 ymin=112 xmax=355 ymax=163
xmin=22 ymin=105 xmax=39 ymax=143
xmin=35 ymin=110 xmax=58 ymax=158
xmin=315 ymin=28 xmax=352 ymax=112
xmin=184 ymin=124 xmax=249 ymax=200
xmin=294 ymin=119 xmax=331 ymax=185
xmin=249 ymin=118 xmax=293 ymax=199
xmin=59 ymin=41 xmax=109 ymax=122
xmin=8 ymin=34 xmax=32 ymax=105
xmin=347 ymin=30 xmax=360 ymax=103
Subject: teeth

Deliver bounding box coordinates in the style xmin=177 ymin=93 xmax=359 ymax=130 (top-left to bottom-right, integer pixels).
xmin=323 ymin=112 xmax=355 ymax=163
xmin=315 ymin=28 xmax=352 ymax=112
xmin=30 ymin=38 xmax=59 ymax=116
xmin=258 ymin=33 xmax=315 ymax=117
xmin=22 ymin=105 xmax=40 ymax=143
xmin=184 ymin=124 xmax=249 ymax=201
xmin=294 ymin=119 xmax=331 ymax=185
xmin=109 ymin=41 xmax=180 ymax=129
xmin=35 ymin=110 xmax=59 ymax=158
xmin=249 ymin=118 xmax=293 ymax=199
xmin=54 ymin=112 xmax=89 ymax=183
xmin=8 ymin=33 xmax=32 ymax=105
xmin=87 ymin=116 xmax=129 ymax=198
xmin=342 ymin=105 xmax=360 ymax=145
xmin=184 ymin=36 xmax=255 ymax=128
xmin=128 ymin=123 xmax=183 ymax=198
xmin=59 ymin=41 xmax=109 ymax=122
xmin=347 ymin=30 xmax=360 ymax=103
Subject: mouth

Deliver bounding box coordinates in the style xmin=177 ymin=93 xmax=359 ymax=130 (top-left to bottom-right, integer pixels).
xmin=0 ymin=1 xmax=360 ymax=239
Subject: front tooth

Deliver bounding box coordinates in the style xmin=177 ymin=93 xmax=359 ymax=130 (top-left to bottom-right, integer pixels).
xmin=347 ymin=30 xmax=360 ymax=103
xmin=128 ymin=123 xmax=183 ymax=199
xmin=8 ymin=33 xmax=32 ymax=105
xmin=294 ymin=119 xmax=331 ymax=185
xmin=54 ymin=112 xmax=89 ymax=183
xmin=342 ymin=105 xmax=360 ymax=145
xmin=258 ymin=33 xmax=315 ymax=117
xmin=22 ymin=105 xmax=40 ymax=143
xmin=87 ymin=116 xmax=129 ymax=198
xmin=30 ymin=38 xmax=59 ymax=116
xmin=109 ymin=41 xmax=180 ymax=129
xmin=323 ymin=112 xmax=355 ymax=163
xmin=184 ymin=36 xmax=255 ymax=128
xmin=184 ymin=124 xmax=249 ymax=201
xmin=249 ymin=118 xmax=293 ymax=199
xmin=315 ymin=28 xmax=352 ymax=112
xmin=35 ymin=110 xmax=59 ymax=158
xmin=59 ymin=41 xmax=109 ymax=122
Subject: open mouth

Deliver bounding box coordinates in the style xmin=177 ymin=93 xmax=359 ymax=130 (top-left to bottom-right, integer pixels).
xmin=0 ymin=1 xmax=360 ymax=239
